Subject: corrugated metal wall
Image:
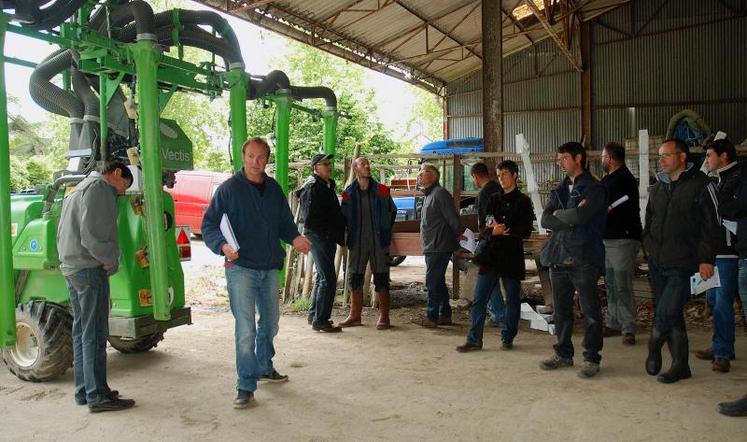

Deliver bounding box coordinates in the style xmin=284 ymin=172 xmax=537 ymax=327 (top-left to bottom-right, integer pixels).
xmin=445 ymin=0 xmax=747 ymax=181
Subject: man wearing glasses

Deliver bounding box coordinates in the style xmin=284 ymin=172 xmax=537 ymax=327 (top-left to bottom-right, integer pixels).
xmin=642 ymin=139 xmax=719 ymax=384
xmin=539 ymin=142 xmax=608 ymax=378
xmin=298 ymin=153 xmax=346 ymax=333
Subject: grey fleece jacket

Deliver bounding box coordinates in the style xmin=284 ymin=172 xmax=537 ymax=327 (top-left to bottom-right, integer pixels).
xmin=57 ymin=173 xmax=120 ymax=277
xmin=420 ymin=182 xmax=461 ymax=253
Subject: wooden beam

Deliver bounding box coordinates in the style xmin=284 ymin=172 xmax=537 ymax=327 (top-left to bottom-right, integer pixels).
xmin=393 ymin=0 xmax=482 ymax=60
xmin=482 ymin=0 xmax=503 ymax=153
xmin=523 ymin=0 xmax=583 ymax=72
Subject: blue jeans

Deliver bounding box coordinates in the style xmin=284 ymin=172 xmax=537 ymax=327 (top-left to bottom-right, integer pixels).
xmin=648 ymin=261 xmax=690 ymax=334
xmin=226 ymin=265 xmax=280 ymax=392
xmin=550 ymin=264 xmax=603 ymax=364
xmin=707 ymin=258 xmax=739 ymax=359
xmin=466 ymin=274 xmax=520 ymax=344
xmin=739 ymin=259 xmax=747 ymax=318
xmin=489 ymin=284 xmax=505 ymax=323
xmin=64 ymin=267 xmax=111 ymax=407
xmin=425 ymin=252 xmax=452 ymax=322
xmin=306 ymin=231 xmax=338 ymax=325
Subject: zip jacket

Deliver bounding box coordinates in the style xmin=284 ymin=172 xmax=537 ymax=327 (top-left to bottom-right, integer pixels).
xmin=642 ymin=164 xmax=720 ymax=271
xmin=202 ymin=170 xmax=300 ymax=270
xmin=540 ymin=170 xmax=608 ymax=269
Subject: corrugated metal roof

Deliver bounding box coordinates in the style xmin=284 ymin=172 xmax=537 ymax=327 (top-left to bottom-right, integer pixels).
xmin=193 ymin=0 xmax=630 ymax=94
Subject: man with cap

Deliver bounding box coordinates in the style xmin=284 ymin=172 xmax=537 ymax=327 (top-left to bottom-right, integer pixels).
xmin=297 ymin=152 xmax=346 ymax=332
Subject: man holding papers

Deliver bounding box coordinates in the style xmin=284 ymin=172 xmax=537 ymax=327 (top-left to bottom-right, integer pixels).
xmin=202 ymin=137 xmax=312 ymax=409
xmin=642 ymin=138 xmax=720 ymax=384
xmin=601 ymin=142 xmax=642 ymax=346
xmin=694 ymin=139 xmax=744 ymax=372
xmin=456 ymin=160 xmax=533 ymax=352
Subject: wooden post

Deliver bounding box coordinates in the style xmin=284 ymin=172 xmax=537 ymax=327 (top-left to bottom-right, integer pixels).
xmin=302 ymin=253 xmax=314 ymax=299
xmin=362 ymin=263 xmax=373 ymax=307
xmin=482 ymin=0 xmax=503 ymax=155
xmin=340 ymin=143 xmax=360 ymax=306
xmin=452 ymin=154 xmax=463 ymax=299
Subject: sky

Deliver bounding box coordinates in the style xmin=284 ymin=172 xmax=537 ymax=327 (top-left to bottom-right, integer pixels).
xmin=3 ymin=1 xmax=424 ymax=141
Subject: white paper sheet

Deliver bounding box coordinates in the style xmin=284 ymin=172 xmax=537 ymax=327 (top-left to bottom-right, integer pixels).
xmin=459 ymin=228 xmax=476 ymax=253
xmin=723 ymin=219 xmax=737 ymax=235
xmin=690 ymin=266 xmax=721 ymax=295
xmin=220 ymin=213 xmax=240 ymax=251
xmin=608 ymin=194 xmax=630 ymax=211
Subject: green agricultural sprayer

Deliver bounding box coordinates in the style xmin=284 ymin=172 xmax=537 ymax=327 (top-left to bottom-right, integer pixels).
xmin=0 ymin=0 xmax=338 ymax=381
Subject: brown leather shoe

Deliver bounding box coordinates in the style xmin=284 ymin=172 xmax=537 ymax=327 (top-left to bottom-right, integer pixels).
xmin=437 ymin=316 xmax=454 ymax=326
xmin=712 ymin=358 xmax=731 ymax=373
xmin=456 ymin=341 xmax=482 ymax=353
xmin=411 ymin=316 xmax=438 ymax=328
xmin=622 ymin=333 xmax=636 ymax=346
xmin=602 ymin=326 xmax=621 ymax=337
xmin=695 ymin=347 xmax=713 ymax=360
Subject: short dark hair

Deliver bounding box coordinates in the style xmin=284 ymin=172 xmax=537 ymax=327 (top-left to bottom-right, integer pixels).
xmin=470 ymin=162 xmax=490 ymax=178
xmin=603 ymin=142 xmax=625 ymax=162
xmin=705 ymin=139 xmax=736 ymax=163
xmin=243 ymin=136 xmax=271 ymax=158
xmin=663 ymin=138 xmax=690 ymax=157
xmin=101 ymin=160 xmax=133 ymax=185
xmin=557 ymin=141 xmax=587 ymax=169
xmin=496 ymin=160 xmax=519 ymax=176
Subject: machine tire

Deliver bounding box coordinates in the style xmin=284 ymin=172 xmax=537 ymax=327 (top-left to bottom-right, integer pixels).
xmin=388 ymin=256 xmax=406 ymax=266
xmin=2 ymin=301 xmax=73 ymax=382
xmin=108 ymin=331 xmax=165 ymax=354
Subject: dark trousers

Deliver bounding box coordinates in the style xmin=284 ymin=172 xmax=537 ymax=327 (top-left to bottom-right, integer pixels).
xmin=648 ymin=261 xmax=690 ymax=335
xmin=425 ymin=252 xmax=453 ymax=322
xmin=306 ymin=231 xmax=338 ymax=325
xmin=550 ymin=264 xmax=603 ymax=364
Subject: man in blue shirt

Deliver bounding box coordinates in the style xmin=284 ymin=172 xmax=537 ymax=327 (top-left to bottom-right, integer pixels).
xmin=202 ymin=137 xmax=311 ymax=409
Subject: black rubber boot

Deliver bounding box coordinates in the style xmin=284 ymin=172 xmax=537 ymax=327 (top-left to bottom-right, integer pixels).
xmin=645 ymin=326 xmax=666 ymax=376
xmin=657 ymin=327 xmax=692 ymax=384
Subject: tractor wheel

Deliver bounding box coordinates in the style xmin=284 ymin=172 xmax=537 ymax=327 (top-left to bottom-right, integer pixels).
xmin=108 ymin=331 xmax=165 ymax=354
xmin=2 ymin=301 xmax=73 ymax=382
xmin=388 ymin=256 xmax=407 ymax=266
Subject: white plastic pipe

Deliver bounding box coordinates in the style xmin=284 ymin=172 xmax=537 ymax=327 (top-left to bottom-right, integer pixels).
xmin=638 ymin=129 xmax=649 ymax=225
xmin=516 ymin=133 xmax=546 ymax=235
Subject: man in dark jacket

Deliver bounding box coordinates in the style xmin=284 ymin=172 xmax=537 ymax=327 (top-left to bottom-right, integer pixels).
xmin=297 ymin=153 xmax=346 ymax=333
xmin=412 ymin=163 xmax=463 ymax=327
xmin=539 ymin=142 xmax=607 ymax=379
xmin=642 ymin=138 xmax=720 ymax=384
xmin=337 ymin=157 xmax=397 ymax=329
xmin=202 ymin=137 xmax=312 ymax=408
xmin=694 ymin=139 xmax=743 ymax=372
xmin=470 ymin=162 xmax=505 ymax=326
xmin=717 ymin=160 xmax=747 ymax=416
xmin=457 ymin=160 xmax=534 ymax=352
xmin=601 ymin=142 xmax=642 ymax=345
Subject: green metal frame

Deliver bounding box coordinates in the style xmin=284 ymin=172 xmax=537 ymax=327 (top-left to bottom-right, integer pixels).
xmin=0 ymin=8 xmax=339 ymax=347
xmin=0 ymin=15 xmax=16 ymax=348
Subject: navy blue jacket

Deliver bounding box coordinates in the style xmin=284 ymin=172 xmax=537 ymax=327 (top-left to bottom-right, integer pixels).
xmin=341 ymin=179 xmax=396 ymax=249
xmin=202 ymin=170 xmax=300 ymax=270
xmin=540 ymin=170 xmax=608 ymax=269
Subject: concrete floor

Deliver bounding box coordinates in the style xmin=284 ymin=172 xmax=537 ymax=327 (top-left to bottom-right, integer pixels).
xmin=1 ymin=308 xmax=746 ymax=441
